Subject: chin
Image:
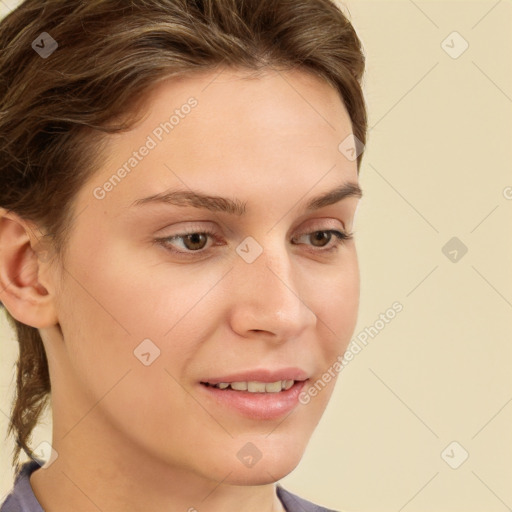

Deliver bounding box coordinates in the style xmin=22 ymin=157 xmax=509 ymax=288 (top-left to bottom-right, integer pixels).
xmin=216 ymin=437 xmax=306 ymax=486
xmin=223 ymin=454 xmax=303 ymax=486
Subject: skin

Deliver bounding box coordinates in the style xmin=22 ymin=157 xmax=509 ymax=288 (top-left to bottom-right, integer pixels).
xmin=0 ymin=67 xmax=361 ymax=512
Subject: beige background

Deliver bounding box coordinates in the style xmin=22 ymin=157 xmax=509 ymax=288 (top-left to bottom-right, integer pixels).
xmin=1 ymin=0 xmax=511 ymax=510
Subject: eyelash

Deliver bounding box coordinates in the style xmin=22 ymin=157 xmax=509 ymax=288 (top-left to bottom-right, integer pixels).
xmin=154 ymin=227 xmax=353 ymax=258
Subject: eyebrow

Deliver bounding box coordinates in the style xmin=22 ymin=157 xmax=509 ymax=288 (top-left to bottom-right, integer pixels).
xmin=131 ymin=181 xmax=362 ymax=215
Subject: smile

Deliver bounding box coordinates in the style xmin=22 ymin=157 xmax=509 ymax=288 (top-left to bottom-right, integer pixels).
xmin=201 ymin=380 xmax=296 ymax=392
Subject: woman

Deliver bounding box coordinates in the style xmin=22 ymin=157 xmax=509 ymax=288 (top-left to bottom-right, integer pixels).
xmin=0 ymin=0 xmax=367 ymax=510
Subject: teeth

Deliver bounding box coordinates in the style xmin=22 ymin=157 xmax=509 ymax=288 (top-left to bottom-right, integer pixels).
xmin=282 ymin=379 xmax=294 ymax=390
xmin=210 ymin=380 xmax=296 ymax=392
xmin=264 ymin=381 xmax=282 ymax=393
xmin=248 ymin=381 xmax=267 ymax=392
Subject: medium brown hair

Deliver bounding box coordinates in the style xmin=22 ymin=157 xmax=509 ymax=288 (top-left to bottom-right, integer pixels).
xmin=0 ymin=0 xmax=367 ymax=471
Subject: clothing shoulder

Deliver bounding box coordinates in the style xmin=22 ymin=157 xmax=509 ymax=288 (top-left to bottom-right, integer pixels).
xmin=0 ymin=460 xmax=44 ymax=512
xmin=276 ymin=485 xmax=344 ymax=512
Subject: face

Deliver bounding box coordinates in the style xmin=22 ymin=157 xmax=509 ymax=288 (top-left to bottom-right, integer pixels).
xmin=44 ymin=67 xmax=361 ymax=485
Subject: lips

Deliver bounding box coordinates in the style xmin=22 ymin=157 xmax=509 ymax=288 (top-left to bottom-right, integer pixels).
xmin=200 ymin=367 xmax=309 ymax=386
xmin=199 ymin=379 xmax=308 ymax=420
xmin=198 ymin=367 xmax=309 ymax=419
xmin=202 ymin=380 xmax=295 ymax=392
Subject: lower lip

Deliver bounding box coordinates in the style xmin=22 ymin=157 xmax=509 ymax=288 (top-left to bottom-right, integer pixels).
xmin=198 ymin=381 xmax=308 ymax=420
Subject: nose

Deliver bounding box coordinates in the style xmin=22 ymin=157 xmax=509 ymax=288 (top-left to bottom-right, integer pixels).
xmin=227 ymin=239 xmax=317 ymax=343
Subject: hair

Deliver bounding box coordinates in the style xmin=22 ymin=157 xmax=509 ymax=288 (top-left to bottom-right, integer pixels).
xmin=0 ymin=0 xmax=367 ymax=471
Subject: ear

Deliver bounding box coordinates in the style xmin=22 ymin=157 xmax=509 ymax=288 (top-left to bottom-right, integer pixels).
xmin=0 ymin=208 xmax=59 ymax=328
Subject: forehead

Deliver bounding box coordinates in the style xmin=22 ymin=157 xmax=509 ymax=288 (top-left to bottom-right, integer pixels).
xmin=77 ymin=67 xmax=357 ymax=216
xmin=121 ymin=67 xmax=352 ymax=151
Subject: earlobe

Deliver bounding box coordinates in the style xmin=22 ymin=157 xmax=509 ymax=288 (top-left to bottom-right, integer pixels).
xmin=0 ymin=208 xmax=59 ymax=328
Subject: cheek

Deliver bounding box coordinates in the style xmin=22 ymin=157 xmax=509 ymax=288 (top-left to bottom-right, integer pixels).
xmin=79 ymin=234 xmax=223 ymax=340
xmin=315 ymin=253 xmax=360 ymax=348
xmin=297 ymin=261 xmax=359 ymax=414
xmin=55 ymin=275 xmax=197 ymax=456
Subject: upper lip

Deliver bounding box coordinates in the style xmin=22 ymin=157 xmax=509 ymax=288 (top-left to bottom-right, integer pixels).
xmin=201 ymin=367 xmax=309 ymax=385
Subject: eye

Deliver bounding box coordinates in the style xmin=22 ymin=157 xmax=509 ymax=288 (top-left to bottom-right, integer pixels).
xmin=156 ymin=227 xmax=218 ymax=254
xmin=292 ymin=229 xmax=353 ymax=253
xmin=154 ymin=227 xmax=353 ymax=258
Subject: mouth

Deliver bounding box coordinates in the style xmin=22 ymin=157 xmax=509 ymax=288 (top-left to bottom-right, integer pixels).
xmin=200 ymin=379 xmax=297 ymax=393
xmin=198 ymin=371 xmax=309 ymax=420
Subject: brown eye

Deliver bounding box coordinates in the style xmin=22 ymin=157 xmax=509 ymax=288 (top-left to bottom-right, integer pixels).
xmin=309 ymin=231 xmax=332 ymax=247
xmin=292 ymin=229 xmax=353 ymax=253
xmin=156 ymin=228 xmax=219 ymax=255
xmin=182 ymin=233 xmax=208 ymax=251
